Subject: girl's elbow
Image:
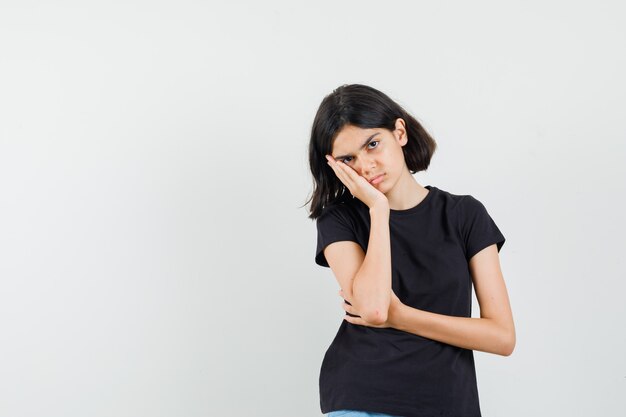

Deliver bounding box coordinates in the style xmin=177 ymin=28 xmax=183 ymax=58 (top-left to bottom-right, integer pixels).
xmin=355 ymin=292 xmax=391 ymax=325
xmin=362 ymin=307 xmax=388 ymax=325
xmin=500 ymin=330 xmax=516 ymax=356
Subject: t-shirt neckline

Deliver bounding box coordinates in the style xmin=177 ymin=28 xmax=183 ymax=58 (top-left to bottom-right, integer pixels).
xmin=389 ymin=185 xmax=436 ymax=216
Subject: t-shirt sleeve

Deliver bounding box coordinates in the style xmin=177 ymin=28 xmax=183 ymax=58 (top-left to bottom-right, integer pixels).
xmin=315 ymin=205 xmax=360 ymax=268
xmin=459 ymin=195 xmax=506 ymax=262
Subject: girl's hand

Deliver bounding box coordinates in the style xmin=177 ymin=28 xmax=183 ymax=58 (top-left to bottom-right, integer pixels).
xmin=326 ymin=155 xmax=388 ymax=210
xmin=339 ymin=288 xmax=404 ymax=329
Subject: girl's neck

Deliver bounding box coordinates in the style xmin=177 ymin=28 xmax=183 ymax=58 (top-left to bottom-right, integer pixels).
xmin=385 ymin=170 xmax=429 ymax=211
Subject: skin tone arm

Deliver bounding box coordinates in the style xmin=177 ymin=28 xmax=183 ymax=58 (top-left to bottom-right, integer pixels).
xmin=325 ymin=155 xmax=392 ymax=325
xmin=351 ymin=203 xmax=392 ymax=325
xmin=341 ymin=244 xmax=516 ymax=356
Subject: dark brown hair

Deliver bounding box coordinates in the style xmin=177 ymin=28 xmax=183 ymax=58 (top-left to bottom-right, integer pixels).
xmin=305 ymin=84 xmax=437 ymax=219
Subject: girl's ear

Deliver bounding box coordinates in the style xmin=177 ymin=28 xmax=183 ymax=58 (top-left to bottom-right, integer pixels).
xmin=394 ymin=118 xmax=408 ymax=146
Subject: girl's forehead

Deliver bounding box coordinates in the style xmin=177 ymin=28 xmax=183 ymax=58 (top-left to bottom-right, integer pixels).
xmin=337 ymin=125 xmax=379 ymax=139
xmin=334 ymin=126 xmax=383 ymax=145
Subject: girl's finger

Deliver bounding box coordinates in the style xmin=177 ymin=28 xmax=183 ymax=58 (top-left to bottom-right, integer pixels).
xmin=345 ymin=314 xmax=379 ymax=328
xmin=334 ymin=161 xmax=364 ymax=192
xmin=329 ymin=158 xmax=373 ymax=200
xmin=326 ymin=155 xmax=351 ymax=177
xmin=344 ymin=315 xmax=366 ymax=326
xmin=338 ymin=288 xmax=351 ymax=304
xmin=328 ymin=161 xmax=354 ymax=194
xmin=335 ymin=159 xmax=359 ymax=180
xmin=328 ymin=158 xmax=352 ymax=186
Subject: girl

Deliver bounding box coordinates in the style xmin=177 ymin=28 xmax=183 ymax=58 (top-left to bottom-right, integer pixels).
xmin=307 ymin=84 xmax=515 ymax=417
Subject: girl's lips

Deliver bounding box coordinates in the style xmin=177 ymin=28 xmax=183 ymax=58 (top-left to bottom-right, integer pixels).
xmin=370 ymin=174 xmax=385 ymax=184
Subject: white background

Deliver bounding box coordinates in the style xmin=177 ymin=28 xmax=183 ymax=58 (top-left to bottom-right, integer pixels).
xmin=1 ymin=1 xmax=625 ymax=416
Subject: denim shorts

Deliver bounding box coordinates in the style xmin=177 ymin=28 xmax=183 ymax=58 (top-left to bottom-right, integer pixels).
xmin=327 ymin=410 xmax=402 ymax=417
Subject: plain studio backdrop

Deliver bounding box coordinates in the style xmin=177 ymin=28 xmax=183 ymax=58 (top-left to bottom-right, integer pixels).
xmin=1 ymin=1 xmax=624 ymax=416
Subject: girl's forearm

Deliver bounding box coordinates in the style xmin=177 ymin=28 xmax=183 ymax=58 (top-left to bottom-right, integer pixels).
xmin=351 ymin=203 xmax=392 ymax=325
xmin=391 ymin=305 xmax=515 ymax=356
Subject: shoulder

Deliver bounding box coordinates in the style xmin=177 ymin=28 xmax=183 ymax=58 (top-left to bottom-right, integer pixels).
xmin=430 ymin=185 xmax=478 ymax=212
xmin=430 ymin=187 xmax=494 ymax=232
xmin=318 ymin=196 xmax=364 ymax=222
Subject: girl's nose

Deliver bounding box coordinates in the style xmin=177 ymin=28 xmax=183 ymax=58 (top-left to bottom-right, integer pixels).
xmin=359 ymin=158 xmax=376 ymax=173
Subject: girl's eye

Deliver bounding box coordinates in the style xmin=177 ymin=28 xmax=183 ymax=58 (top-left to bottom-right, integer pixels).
xmin=340 ymin=141 xmax=379 ymax=164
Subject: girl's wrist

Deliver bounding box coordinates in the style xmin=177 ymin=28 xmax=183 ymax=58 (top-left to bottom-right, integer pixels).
xmin=369 ymin=200 xmax=390 ymax=216
xmin=389 ymin=301 xmax=406 ymax=330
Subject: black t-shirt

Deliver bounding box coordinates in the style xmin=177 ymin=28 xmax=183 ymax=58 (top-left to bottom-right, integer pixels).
xmin=314 ymin=185 xmax=505 ymax=417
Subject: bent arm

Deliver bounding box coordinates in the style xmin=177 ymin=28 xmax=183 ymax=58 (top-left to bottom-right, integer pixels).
xmin=390 ymin=244 xmax=515 ymax=356
xmin=392 ymin=307 xmax=514 ymax=356
xmin=350 ymin=202 xmax=392 ymax=325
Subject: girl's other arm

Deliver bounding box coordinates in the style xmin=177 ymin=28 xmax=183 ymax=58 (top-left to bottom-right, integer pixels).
xmin=391 ymin=244 xmax=515 ymax=356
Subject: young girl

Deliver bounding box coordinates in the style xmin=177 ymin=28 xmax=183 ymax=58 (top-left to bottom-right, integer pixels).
xmin=307 ymin=84 xmax=515 ymax=417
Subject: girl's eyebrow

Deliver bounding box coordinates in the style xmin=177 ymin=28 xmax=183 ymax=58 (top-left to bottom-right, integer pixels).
xmin=332 ymin=132 xmax=380 ymax=160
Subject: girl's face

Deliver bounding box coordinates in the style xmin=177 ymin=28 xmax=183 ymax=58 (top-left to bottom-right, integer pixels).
xmin=330 ymin=119 xmax=409 ymax=193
